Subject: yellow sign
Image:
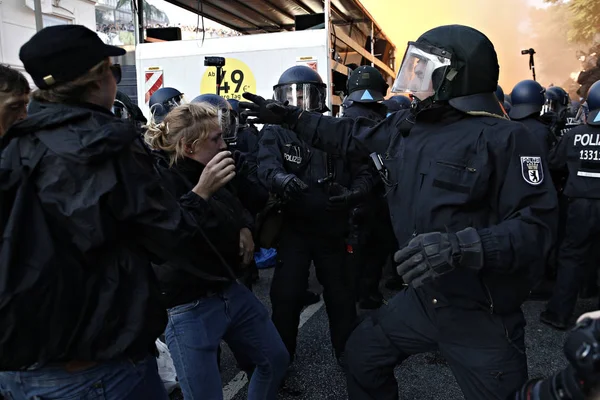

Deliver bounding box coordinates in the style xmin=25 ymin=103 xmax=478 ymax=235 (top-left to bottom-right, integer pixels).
xmin=200 ymin=58 xmax=257 ymax=101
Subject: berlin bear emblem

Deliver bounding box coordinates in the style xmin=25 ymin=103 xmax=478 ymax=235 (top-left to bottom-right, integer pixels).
xmin=520 ymin=156 xmax=544 ymax=186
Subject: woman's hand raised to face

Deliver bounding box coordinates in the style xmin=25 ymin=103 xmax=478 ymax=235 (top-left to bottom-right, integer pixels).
xmin=192 ymin=151 xmax=236 ymax=200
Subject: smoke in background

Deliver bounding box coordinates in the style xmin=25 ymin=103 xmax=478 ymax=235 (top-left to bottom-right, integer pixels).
xmin=360 ymin=0 xmax=586 ymax=95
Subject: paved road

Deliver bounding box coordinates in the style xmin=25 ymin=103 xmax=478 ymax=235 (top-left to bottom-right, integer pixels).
xmin=217 ymin=267 xmax=597 ymax=400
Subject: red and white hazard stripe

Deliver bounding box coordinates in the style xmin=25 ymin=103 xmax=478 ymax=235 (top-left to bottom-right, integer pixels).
xmin=145 ymin=70 xmax=164 ymax=104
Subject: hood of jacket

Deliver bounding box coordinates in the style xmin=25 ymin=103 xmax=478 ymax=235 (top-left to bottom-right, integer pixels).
xmin=3 ymin=101 xmax=138 ymax=164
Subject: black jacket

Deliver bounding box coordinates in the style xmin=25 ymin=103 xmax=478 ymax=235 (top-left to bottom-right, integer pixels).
xmin=549 ymin=123 xmax=600 ymax=199
xmin=152 ymin=155 xmax=254 ymax=307
xmin=342 ymin=101 xmax=388 ymax=121
xmin=291 ymin=106 xmax=558 ymax=314
xmin=0 ymin=102 xmax=213 ymax=366
xmin=517 ymin=117 xmax=556 ymax=156
xmin=257 ymin=124 xmax=373 ymax=236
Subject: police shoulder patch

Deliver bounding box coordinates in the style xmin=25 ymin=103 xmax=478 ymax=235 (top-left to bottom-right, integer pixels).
xmin=520 ymin=156 xmax=544 ymax=185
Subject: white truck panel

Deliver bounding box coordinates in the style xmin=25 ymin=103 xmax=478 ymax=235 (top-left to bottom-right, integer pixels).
xmin=135 ymin=29 xmax=330 ymax=119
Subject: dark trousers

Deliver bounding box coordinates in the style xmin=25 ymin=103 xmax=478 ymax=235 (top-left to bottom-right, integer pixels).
xmin=348 ymin=200 xmax=396 ymax=302
xmin=271 ymin=226 xmax=357 ymax=359
xmin=345 ymin=286 xmax=528 ymax=400
xmin=547 ymin=198 xmax=600 ymax=318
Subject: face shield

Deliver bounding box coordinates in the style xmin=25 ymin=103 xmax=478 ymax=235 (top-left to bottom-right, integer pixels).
xmin=392 ymin=42 xmax=452 ymax=101
xmin=218 ymin=107 xmax=239 ymax=143
xmin=112 ymin=100 xmax=131 ymax=121
xmin=273 ymin=83 xmax=326 ymax=112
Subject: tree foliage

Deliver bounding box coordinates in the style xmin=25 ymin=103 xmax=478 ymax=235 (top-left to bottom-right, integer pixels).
xmin=115 ymin=0 xmax=169 ymax=25
xmin=544 ymin=0 xmax=600 ymax=43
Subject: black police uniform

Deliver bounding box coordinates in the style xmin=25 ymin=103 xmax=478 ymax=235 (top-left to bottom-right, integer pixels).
xmin=241 ymin=25 xmax=558 ymax=399
xmin=544 ymin=122 xmax=600 ymax=325
xmin=292 ymin=103 xmax=557 ymax=399
xmin=519 ymin=117 xmax=557 ymax=155
xmin=342 ymin=100 xmax=397 ymax=306
xmin=257 ymin=124 xmax=371 ymax=359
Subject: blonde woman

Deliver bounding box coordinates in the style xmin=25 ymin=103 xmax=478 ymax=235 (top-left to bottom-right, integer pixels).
xmin=145 ymin=102 xmax=289 ymax=400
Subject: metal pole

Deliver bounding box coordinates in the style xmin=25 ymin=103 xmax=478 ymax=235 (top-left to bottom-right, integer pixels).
xmin=324 ymin=0 xmax=332 ymax=114
xmin=133 ymin=0 xmax=140 ymax=45
xmin=137 ymin=0 xmax=144 ymax=44
xmin=33 ymin=0 xmax=43 ymax=31
xmin=371 ymin=21 xmax=375 ymax=67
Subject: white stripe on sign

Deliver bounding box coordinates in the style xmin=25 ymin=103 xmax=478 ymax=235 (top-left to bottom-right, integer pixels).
xmin=145 ymin=72 xmax=161 ymax=90
xmin=577 ymin=171 xmax=600 ymax=178
xmin=222 ymin=300 xmax=324 ymax=400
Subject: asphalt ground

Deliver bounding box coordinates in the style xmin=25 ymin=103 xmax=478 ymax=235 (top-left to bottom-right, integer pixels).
xmin=216 ymin=267 xmax=598 ymax=400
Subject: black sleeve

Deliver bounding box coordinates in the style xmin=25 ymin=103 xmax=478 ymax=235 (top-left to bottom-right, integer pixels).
xmin=477 ymin=125 xmax=558 ymax=275
xmin=256 ymin=126 xmax=287 ymax=191
xmin=108 ymin=140 xmax=224 ymax=272
xmin=348 ymin=159 xmax=374 ymax=194
xmin=292 ymin=111 xmax=404 ymax=162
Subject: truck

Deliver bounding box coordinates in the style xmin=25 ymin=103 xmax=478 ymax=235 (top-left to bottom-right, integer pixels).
xmin=131 ymin=0 xmax=396 ymax=119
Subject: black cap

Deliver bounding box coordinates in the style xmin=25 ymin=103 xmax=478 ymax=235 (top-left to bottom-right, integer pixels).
xmin=19 ymin=24 xmax=125 ymax=89
xmin=346 ymin=66 xmax=388 ymax=103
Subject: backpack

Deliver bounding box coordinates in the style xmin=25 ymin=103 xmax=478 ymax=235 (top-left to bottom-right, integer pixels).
xmin=0 ymin=135 xmax=78 ymax=370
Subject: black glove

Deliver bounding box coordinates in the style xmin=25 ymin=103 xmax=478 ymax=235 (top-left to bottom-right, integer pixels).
xmin=394 ymin=227 xmax=484 ymax=288
xmin=272 ymin=173 xmax=308 ymax=201
xmin=232 ymin=150 xmax=249 ymax=176
xmin=239 ymin=93 xmax=302 ymax=127
xmin=326 ymin=183 xmax=365 ymax=211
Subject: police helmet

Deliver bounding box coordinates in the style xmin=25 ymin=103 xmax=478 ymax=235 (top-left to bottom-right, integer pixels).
xmin=228 ymin=98 xmax=247 ymax=125
xmin=495 ymin=85 xmax=505 ymax=103
xmin=382 ymin=95 xmax=412 ymax=115
xmin=114 ymin=91 xmax=147 ymax=124
xmin=508 ymin=80 xmax=545 ymax=120
xmin=149 ymin=87 xmax=183 ymax=123
xmin=504 ymin=93 xmax=512 ymax=105
xmin=192 ymin=93 xmax=238 ymax=141
xmin=503 ymin=101 xmax=512 ymax=114
xmin=346 ymin=66 xmax=388 ymax=103
xmin=273 ymin=65 xmax=327 ymax=112
xmin=392 ymin=25 xmax=503 ymax=115
xmin=587 ymin=80 xmax=600 ymax=125
xmin=541 ymin=86 xmax=570 ymax=122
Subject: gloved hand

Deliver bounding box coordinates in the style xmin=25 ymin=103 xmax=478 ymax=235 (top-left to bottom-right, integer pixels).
xmin=326 ymin=183 xmax=366 ymax=211
xmin=239 ymin=93 xmax=302 ymax=127
xmin=272 ymin=173 xmax=308 ymax=201
xmin=394 ymin=227 xmax=483 ymax=288
xmin=232 ymin=150 xmax=248 ymax=175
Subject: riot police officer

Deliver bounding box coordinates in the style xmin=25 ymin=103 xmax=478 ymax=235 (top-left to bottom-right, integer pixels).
xmin=342 ymin=65 xmax=389 ymax=120
xmin=242 ymin=24 xmax=558 ymax=399
xmin=149 ymin=87 xmax=183 ymax=123
xmin=341 ymin=65 xmax=395 ymax=309
xmin=541 ymin=86 xmax=570 ymax=137
xmin=541 ymin=80 xmax=600 ymax=330
xmin=256 ymin=65 xmax=372 ymax=365
xmin=510 ymin=79 xmax=556 ymax=153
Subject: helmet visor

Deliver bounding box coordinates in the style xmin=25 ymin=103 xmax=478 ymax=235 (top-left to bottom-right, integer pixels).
xmin=273 ymin=83 xmax=325 ymax=112
xmin=392 ymin=42 xmax=452 ymax=101
xmin=218 ymin=107 xmax=239 ymax=142
xmin=112 ymin=100 xmax=131 ymax=121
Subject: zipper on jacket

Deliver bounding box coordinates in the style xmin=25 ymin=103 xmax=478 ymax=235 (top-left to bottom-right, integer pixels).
xmin=436 ymin=160 xmax=476 ymax=172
